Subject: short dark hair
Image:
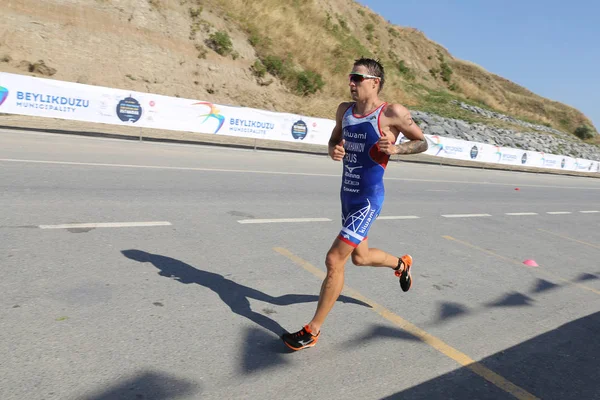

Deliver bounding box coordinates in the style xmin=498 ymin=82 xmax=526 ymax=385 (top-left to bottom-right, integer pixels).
xmin=353 ymin=57 xmax=385 ymax=92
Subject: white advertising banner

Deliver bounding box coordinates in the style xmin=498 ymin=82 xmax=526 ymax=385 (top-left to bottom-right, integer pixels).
xmin=0 ymin=72 xmax=99 ymax=121
xmin=497 ymin=147 xmax=524 ymax=165
xmin=421 ymin=134 xmax=597 ymax=172
xmin=0 ymin=72 xmax=597 ymax=173
xmin=468 ymin=143 xmax=501 ymax=164
xmin=521 ymin=151 xmax=544 ymax=168
xmin=276 ymin=113 xmax=336 ymax=145
xmin=575 ymin=158 xmax=600 ymax=173
xmin=540 ymin=153 xmax=565 ymax=170
xmin=423 ymin=135 xmax=475 ymax=161
xmin=0 ymin=72 xmax=334 ymax=146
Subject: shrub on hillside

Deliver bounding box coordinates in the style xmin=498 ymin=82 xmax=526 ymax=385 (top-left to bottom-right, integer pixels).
xmin=365 ymin=23 xmax=375 ymax=42
xmin=262 ymin=55 xmax=285 ymax=76
xmin=251 ymin=59 xmax=266 ymax=78
xmin=440 ymin=62 xmax=453 ymax=83
xmin=207 ymin=31 xmax=233 ymax=56
xmin=295 ymin=70 xmax=325 ymax=96
xmin=574 ymin=125 xmax=595 ymax=140
xmin=396 ymin=60 xmax=415 ymax=81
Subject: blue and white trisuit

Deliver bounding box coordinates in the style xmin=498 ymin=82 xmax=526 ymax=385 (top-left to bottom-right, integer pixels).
xmin=338 ymin=102 xmax=391 ymax=248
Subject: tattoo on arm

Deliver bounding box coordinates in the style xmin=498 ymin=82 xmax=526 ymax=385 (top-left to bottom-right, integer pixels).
xmin=392 ymin=112 xmax=427 ymax=154
xmin=394 ymin=139 xmax=428 ymax=155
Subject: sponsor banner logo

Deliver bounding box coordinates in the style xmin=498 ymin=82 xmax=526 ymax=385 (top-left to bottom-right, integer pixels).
xmin=14 ymin=90 xmax=90 ymax=113
xmin=194 ymin=102 xmax=225 ymax=133
xmin=0 ymin=86 xmax=8 ymax=106
xmin=116 ymin=96 xmax=143 ymax=123
xmin=291 ymin=120 xmax=308 ymax=140
xmin=501 ymin=153 xmax=518 ymax=162
xmin=426 ymin=135 xmax=444 ymax=156
xmin=470 ymin=145 xmax=479 ymax=159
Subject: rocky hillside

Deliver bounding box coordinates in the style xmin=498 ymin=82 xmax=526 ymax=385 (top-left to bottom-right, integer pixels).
xmin=1 ymin=0 xmax=598 ymax=159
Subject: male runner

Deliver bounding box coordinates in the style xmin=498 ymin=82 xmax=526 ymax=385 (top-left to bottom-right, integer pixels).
xmin=282 ymin=58 xmax=428 ymax=351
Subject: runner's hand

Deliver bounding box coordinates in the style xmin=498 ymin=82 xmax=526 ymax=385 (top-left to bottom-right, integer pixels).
xmin=331 ymin=139 xmax=345 ymax=161
xmin=378 ymin=136 xmax=397 ymax=155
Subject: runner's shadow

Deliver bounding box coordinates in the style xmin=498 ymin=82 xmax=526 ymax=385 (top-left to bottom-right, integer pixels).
xmin=82 ymin=370 xmax=200 ymax=400
xmin=335 ymin=324 xmax=421 ymax=351
xmin=122 ymin=249 xmax=370 ymax=338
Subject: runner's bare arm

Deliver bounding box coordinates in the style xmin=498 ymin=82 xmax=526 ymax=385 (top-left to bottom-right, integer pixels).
xmin=393 ymin=105 xmax=428 ymax=154
xmin=328 ymin=102 xmax=350 ymax=160
xmin=379 ymin=104 xmax=428 ymax=155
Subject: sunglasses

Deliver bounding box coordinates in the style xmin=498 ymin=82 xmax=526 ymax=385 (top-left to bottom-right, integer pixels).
xmin=348 ymin=73 xmax=380 ymax=83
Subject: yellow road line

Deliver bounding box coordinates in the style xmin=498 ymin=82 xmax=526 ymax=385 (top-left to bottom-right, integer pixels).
xmin=273 ymin=247 xmax=539 ymax=400
xmin=537 ymin=228 xmax=600 ymax=250
xmin=442 ymin=236 xmax=525 ymax=267
xmin=442 ymin=236 xmax=600 ymax=296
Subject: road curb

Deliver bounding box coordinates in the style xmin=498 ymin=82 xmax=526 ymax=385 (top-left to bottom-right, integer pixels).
xmin=0 ymin=117 xmax=598 ymax=179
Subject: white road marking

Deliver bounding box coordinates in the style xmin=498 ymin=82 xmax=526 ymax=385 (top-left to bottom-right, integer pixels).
xmin=546 ymin=212 xmax=572 ymax=215
xmin=580 ymin=210 xmax=599 ymax=213
xmin=0 ymin=128 xmax=313 ymax=154
xmin=378 ymin=216 xmax=421 ymax=220
xmin=237 ymin=218 xmax=332 ymax=224
xmin=1 ymin=158 xmax=599 ymax=190
xmin=442 ymin=214 xmax=492 ymax=218
xmin=39 ymin=221 xmax=172 ymax=229
xmin=505 ymin=212 xmax=539 ymax=216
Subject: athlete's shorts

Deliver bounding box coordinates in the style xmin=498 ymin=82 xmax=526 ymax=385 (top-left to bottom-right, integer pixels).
xmin=338 ymin=197 xmax=382 ymax=248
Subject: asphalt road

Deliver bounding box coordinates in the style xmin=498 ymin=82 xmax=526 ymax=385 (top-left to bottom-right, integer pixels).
xmin=1 ymin=129 xmax=599 ymax=400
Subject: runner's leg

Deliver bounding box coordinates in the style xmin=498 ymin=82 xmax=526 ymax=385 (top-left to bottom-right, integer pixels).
xmin=306 ymin=237 xmax=354 ymax=333
xmin=351 ymin=237 xmax=399 ymax=268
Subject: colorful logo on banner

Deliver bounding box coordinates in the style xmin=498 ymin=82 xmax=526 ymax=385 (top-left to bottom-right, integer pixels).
xmin=194 ymin=102 xmax=225 ymax=133
xmin=426 ymin=136 xmax=444 ymax=156
xmin=539 ymin=152 xmax=546 ymax=166
xmin=561 ymin=158 xmax=566 ymax=169
xmin=521 ymin=153 xmax=528 ymax=165
xmin=494 ymin=146 xmax=502 ymax=162
xmin=291 ymin=120 xmax=308 ymax=140
xmin=116 ymin=96 xmax=143 ymax=123
xmin=0 ymin=86 xmax=8 ymax=106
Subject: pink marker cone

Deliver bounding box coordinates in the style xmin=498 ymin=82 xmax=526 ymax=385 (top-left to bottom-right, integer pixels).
xmin=523 ymin=259 xmax=539 ymax=267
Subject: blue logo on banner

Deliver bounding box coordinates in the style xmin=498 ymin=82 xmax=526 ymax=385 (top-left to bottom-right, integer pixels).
xmin=521 ymin=153 xmax=528 ymax=164
xmin=470 ymin=145 xmax=478 ymax=159
xmin=14 ymin=91 xmax=89 ymax=113
xmin=116 ymin=96 xmax=143 ymax=123
xmin=228 ymin=118 xmax=275 ymax=135
xmin=561 ymin=158 xmax=566 ymax=169
xmin=291 ymin=120 xmax=308 ymax=140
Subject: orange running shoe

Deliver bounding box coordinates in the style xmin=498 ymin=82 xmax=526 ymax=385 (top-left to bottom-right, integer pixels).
xmin=281 ymin=325 xmax=320 ymax=351
xmin=394 ymin=254 xmax=413 ymax=292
